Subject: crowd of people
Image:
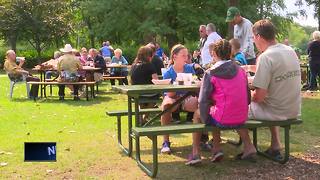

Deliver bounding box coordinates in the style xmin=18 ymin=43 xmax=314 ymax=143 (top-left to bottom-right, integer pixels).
xmin=3 ymin=6 xmax=308 ymax=166
xmin=3 ymin=41 xmax=130 ymax=100
xmin=125 ymin=7 xmax=301 ymax=166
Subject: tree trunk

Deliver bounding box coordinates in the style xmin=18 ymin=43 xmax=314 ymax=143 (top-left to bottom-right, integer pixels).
xmin=318 ymin=2 xmax=320 ymax=31
xmin=35 ymin=42 xmax=42 ymax=63
xmin=8 ymin=33 xmax=17 ymax=52
xmin=167 ymin=33 xmax=178 ymax=50
xmin=259 ymin=3 xmax=264 ymax=19
xmin=85 ymin=17 xmax=95 ymax=48
xmin=227 ymin=0 xmax=239 ymax=39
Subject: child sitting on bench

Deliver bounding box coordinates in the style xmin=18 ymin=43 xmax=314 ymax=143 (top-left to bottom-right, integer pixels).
xmin=186 ymin=39 xmax=256 ymax=165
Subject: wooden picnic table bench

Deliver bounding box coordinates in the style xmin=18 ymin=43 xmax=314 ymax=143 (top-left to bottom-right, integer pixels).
xmin=132 ymin=118 xmax=302 ymax=177
xmin=27 ymin=81 xmax=96 ymax=101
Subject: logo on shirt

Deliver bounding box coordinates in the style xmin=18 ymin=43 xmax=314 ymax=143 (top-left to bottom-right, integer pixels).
xmin=275 ymin=70 xmax=300 ymax=83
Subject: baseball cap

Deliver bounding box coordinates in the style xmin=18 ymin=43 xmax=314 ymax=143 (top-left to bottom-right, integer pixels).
xmin=226 ymin=6 xmax=240 ymax=22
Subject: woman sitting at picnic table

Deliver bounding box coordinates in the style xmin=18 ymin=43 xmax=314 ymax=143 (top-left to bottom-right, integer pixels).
xmin=130 ymin=46 xmax=159 ymax=124
xmin=186 ymin=39 xmax=256 ymax=165
xmin=4 ymin=50 xmax=40 ymax=99
xmin=80 ymin=47 xmax=90 ymax=65
xmin=130 ymin=46 xmax=158 ymax=84
xmin=57 ymin=44 xmax=83 ymax=101
xmin=110 ymin=48 xmax=129 ymax=85
xmin=160 ymin=44 xmax=198 ymax=154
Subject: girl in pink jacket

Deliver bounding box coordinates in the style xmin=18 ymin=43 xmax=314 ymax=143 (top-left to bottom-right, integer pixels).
xmin=186 ymin=39 xmax=256 ymax=165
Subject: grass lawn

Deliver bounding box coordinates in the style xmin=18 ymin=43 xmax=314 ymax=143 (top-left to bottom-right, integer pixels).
xmin=0 ymin=73 xmax=319 ymax=179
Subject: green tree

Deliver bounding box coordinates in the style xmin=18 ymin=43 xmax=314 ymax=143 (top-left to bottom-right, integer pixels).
xmin=0 ymin=0 xmax=23 ymax=51
xmin=295 ymin=0 xmax=320 ymax=30
xmin=4 ymin=0 xmax=73 ymax=59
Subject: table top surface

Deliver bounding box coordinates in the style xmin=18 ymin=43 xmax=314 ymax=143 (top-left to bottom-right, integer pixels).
xmin=106 ymin=64 xmax=128 ymax=68
xmin=32 ymin=66 xmax=101 ymax=71
xmin=112 ymin=84 xmax=200 ymax=96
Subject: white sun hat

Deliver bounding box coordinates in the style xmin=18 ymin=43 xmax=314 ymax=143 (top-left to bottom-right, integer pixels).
xmin=60 ymin=44 xmax=75 ymax=53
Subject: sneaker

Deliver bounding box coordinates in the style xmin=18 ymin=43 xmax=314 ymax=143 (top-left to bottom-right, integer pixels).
xmin=59 ymin=96 xmax=64 ymax=101
xmin=200 ymin=142 xmax=212 ymax=151
xmin=73 ymin=96 xmax=80 ymax=101
xmin=211 ymin=151 xmax=224 ymax=162
xmin=161 ymin=141 xmax=171 ymax=154
xmin=185 ymin=154 xmax=201 ymax=165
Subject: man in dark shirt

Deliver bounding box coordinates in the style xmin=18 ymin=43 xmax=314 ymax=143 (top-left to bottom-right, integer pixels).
xmin=147 ymin=43 xmax=164 ymax=75
xmin=307 ymin=31 xmax=320 ymax=90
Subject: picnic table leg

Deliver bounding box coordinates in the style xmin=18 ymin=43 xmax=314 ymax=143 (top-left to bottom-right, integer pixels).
xmin=40 ymin=72 xmax=43 ymax=98
xmin=86 ymin=85 xmax=89 ymax=101
xmin=50 ymin=85 xmax=52 ymax=96
xmin=257 ymin=126 xmax=290 ymax=164
xmin=133 ymin=97 xmax=140 ymax=127
xmin=127 ymin=95 xmax=133 ymax=156
xmin=43 ymin=84 xmax=47 ymax=98
xmin=116 ymin=115 xmax=131 ymax=156
xmin=252 ymin=128 xmax=258 ymax=149
xmin=136 ymin=135 xmax=158 ymax=177
xmin=282 ymin=126 xmax=290 ymax=164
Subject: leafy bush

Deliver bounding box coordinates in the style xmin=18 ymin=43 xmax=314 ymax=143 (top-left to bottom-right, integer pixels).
xmin=0 ymin=48 xmax=54 ymax=69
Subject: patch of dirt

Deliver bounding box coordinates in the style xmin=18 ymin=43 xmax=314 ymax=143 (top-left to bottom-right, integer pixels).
xmin=301 ymin=91 xmax=320 ymax=98
xmin=224 ymin=151 xmax=320 ymax=180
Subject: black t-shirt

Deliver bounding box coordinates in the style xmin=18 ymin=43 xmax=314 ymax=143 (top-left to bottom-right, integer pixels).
xmin=130 ymin=62 xmax=157 ymax=85
xmin=308 ymin=40 xmax=320 ymax=63
xmin=151 ymin=56 xmax=164 ymax=75
xmin=94 ymin=55 xmax=106 ymax=73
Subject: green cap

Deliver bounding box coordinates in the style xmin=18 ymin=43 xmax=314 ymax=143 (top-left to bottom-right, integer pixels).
xmin=226 ymin=6 xmax=240 ymax=22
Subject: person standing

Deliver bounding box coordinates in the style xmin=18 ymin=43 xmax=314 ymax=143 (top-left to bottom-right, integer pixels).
xmin=306 ymin=31 xmax=320 ymax=90
xmin=226 ymin=7 xmax=256 ymax=65
xmin=100 ymin=41 xmax=113 ymax=63
xmin=192 ymin=25 xmax=207 ymax=64
xmin=200 ymin=23 xmax=222 ymax=68
xmin=250 ymin=19 xmax=301 ymax=159
xmin=147 ymin=43 xmax=164 ymax=75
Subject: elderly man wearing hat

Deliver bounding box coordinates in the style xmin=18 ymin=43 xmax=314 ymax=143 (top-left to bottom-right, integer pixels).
xmin=57 ymin=44 xmax=83 ymax=100
xmin=226 ymin=6 xmax=256 ymax=65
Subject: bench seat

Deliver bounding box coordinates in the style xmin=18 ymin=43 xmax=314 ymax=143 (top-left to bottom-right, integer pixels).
xmin=27 ymin=81 xmax=96 ymax=100
xmin=132 ymin=119 xmax=302 ymax=136
xmin=131 ymin=118 xmax=302 ymax=177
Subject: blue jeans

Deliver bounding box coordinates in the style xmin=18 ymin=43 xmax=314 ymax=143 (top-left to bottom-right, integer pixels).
xmin=308 ymin=61 xmax=320 ymax=89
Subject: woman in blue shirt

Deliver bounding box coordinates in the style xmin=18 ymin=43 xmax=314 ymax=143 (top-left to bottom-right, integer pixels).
xmin=160 ymin=44 xmax=199 ymax=154
xmin=110 ymin=48 xmax=129 ymax=85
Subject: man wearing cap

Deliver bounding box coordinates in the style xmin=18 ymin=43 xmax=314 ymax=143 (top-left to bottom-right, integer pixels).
xmin=226 ymin=6 xmax=256 ymax=65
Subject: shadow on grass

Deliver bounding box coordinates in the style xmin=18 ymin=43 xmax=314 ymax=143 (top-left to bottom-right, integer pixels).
xmin=127 ymin=142 xmax=320 ymax=179
xmin=12 ymin=95 xmax=113 ymax=106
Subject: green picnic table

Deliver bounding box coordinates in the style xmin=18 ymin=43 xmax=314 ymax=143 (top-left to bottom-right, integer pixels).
xmin=111 ymin=84 xmax=200 ymax=156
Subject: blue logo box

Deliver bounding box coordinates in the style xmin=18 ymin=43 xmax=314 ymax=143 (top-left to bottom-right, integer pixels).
xmin=24 ymin=142 xmax=56 ymax=162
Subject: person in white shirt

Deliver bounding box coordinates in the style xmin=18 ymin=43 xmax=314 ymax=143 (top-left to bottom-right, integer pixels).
xmin=226 ymin=7 xmax=256 ymax=65
xmin=200 ymin=23 xmax=222 ymax=68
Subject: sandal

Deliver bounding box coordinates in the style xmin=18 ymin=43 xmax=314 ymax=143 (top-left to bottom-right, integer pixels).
xmin=235 ymin=152 xmax=257 ymax=162
xmin=211 ymin=151 xmax=224 ymax=162
xmin=264 ymin=148 xmax=283 ymax=161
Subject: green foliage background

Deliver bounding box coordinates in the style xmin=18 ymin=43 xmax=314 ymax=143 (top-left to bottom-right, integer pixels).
xmin=0 ymin=0 xmax=318 ymax=67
